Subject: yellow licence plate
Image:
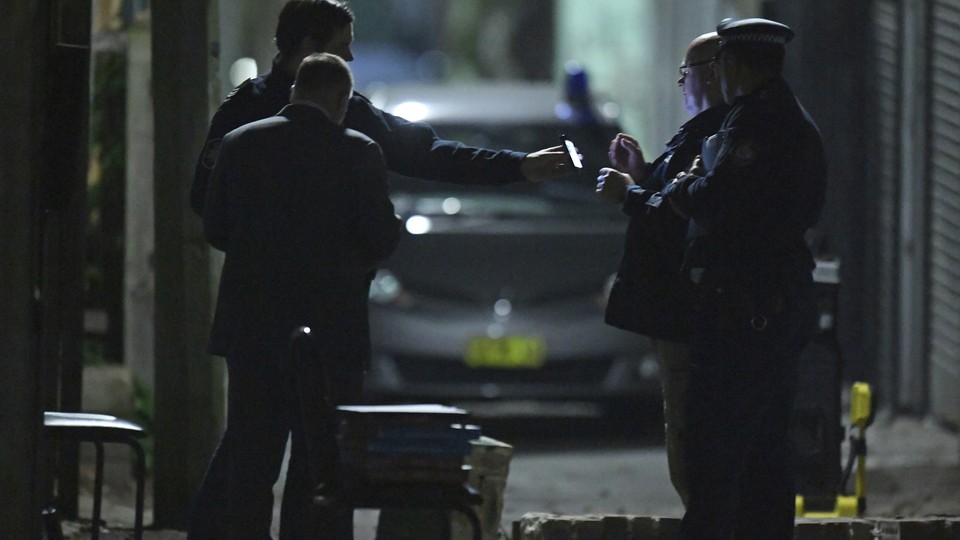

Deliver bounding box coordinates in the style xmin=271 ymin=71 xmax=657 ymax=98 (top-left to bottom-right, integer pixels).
xmin=465 ymin=336 xmax=546 ymax=369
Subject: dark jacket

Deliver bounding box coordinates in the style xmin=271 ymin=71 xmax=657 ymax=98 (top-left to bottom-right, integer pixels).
xmin=605 ymin=105 xmax=728 ymax=343
xmin=662 ymin=76 xmax=826 ymax=296
xmin=192 ymin=65 xmax=528 ymax=217
xmin=204 ymin=104 xmax=401 ymax=369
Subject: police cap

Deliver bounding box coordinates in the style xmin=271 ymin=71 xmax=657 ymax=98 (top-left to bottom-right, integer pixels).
xmin=717 ymin=18 xmax=794 ymax=46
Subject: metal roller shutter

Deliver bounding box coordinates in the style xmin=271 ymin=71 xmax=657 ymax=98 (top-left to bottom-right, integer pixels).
xmin=928 ymin=0 xmax=960 ymax=426
xmin=871 ymin=0 xmax=903 ymax=401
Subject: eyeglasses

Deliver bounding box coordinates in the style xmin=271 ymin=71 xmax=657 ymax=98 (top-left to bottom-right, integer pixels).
xmin=678 ymin=57 xmax=715 ymax=77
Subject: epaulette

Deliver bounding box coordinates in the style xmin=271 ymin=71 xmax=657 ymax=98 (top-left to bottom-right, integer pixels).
xmin=224 ymin=76 xmax=266 ymax=103
xmin=350 ymin=91 xmax=372 ymax=105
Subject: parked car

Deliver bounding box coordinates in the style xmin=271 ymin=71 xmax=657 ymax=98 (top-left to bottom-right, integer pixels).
xmin=363 ymin=81 xmax=660 ymax=419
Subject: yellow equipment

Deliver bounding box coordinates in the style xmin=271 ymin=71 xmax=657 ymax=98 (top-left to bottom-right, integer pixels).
xmin=795 ymin=382 xmax=873 ymax=518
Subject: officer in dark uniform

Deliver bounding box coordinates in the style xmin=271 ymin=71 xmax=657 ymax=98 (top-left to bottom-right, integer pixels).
xmin=659 ymin=18 xmax=826 ymax=539
xmin=191 ymin=0 xmax=567 ymax=219
xmin=596 ymin=31 xmax=728 ymax=508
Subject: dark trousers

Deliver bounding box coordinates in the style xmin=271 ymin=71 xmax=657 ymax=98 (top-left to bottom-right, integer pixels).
xmin=187 ymin=352 xmax=363 ymax=540
xmin=678 ymin=286 xmax=816 ymax=540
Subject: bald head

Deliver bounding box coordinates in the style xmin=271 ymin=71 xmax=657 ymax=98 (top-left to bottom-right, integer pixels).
xmin=678 ymin=32 xmax=724 ymax=116
xmin=686 ymin=32 xmax=722 ymax=65
xmin=291 ymin=52 xmax=354 ymax=124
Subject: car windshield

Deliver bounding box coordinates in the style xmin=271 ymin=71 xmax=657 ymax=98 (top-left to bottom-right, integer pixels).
xmin=389 ymin=121 xmax=622 ymax=219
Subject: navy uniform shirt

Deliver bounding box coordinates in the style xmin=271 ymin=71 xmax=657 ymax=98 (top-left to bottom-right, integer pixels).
xmin=192 ymin=65 xmax=528 ymax=217
xmin=662 ymin=76 xmax=826 ymax=292
xmin=604 ymin=105 xmax=728 ymax=342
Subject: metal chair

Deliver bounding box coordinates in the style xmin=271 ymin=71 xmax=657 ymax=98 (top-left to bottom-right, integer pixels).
xmin=44 ymin=411 xmax=147 ymax=540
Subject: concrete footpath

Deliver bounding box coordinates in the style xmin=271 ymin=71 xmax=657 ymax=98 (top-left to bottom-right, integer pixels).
xmin=511 ymin=412 xmax=960 ymax=539
xmin=60 ymin=412 xmax=959 ymax=539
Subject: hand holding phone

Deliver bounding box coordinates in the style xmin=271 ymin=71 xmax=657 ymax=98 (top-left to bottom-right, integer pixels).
xmin=560 ymin=134 xmax=583 ymax=170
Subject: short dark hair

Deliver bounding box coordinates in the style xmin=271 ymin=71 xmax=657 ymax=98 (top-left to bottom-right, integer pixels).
xmin=718 ymin=41 xmax=785 ymax=76
xmin=275 ymin=0 xmax=354 ymax=58
xmin=295 ymin=52 xmax=353 ymax=98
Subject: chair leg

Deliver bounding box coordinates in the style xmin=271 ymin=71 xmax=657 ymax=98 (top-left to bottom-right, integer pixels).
xmin=92 ymin=441 xmax=104 ymax=540
xmin=127 ymin=436 xmax=146 ymax=540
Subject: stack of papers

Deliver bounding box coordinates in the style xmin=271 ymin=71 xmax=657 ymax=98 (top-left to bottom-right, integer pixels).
xmin=336 ymin=404 xmax=481 ymax=484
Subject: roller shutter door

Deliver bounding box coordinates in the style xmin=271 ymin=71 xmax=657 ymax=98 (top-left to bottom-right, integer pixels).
xmin=871 ymin=0 xmax=903 ymax=393
xmin=928 ymin=0 xmax=960 ymax=426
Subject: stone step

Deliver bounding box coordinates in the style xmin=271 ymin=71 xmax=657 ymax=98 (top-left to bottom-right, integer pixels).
xmin=512 ymin=513 xmax=960 ymax=540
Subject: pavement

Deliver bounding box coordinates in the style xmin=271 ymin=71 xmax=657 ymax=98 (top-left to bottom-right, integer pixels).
xmin=849 ymin=411 xmax=960 ymax=518
xmin=59 ymin=411 xmax=959 ymax=539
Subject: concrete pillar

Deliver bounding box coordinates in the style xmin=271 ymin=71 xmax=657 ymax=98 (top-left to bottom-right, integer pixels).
xmin=151 ymin=0 xmax=225 ymax=528
xmin=124 ymin=20 xmax=156 ymax=393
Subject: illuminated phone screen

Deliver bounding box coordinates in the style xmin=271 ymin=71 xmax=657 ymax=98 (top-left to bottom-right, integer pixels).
xmin=561 ymin=136 xmax=583 ymax=169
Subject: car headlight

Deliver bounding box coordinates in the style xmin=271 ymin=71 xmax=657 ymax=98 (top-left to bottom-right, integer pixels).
xmin=369 ymin=269 xmax=403 ymax=305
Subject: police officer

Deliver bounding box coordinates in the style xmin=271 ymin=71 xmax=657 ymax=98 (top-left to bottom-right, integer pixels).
xmin=595 ymin=31 xmax=729 ymax=508
xmin=191 ymin=0 xmax=567 ymax=218
xmin=659 ymin=18 xmax=826 ymax=539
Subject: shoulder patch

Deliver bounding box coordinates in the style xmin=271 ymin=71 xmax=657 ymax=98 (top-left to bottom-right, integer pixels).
xmin=731 ymin=140 xmax=759 ymax=167
xmin=224 ymin=78 xmax=253 ymax=100
xmin=201 ymin=138 xmax=223 ymax=169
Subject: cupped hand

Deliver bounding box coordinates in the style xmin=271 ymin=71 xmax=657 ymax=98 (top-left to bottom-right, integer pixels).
xmin=595 ymin=167 xmax=635 ymax=205
xmin=608 ymin=133 xmax=646 ymax=179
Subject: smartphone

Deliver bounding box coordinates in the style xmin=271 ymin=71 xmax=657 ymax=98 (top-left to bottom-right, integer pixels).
xmin=560 ymin=134 xmax=583 ymax=169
